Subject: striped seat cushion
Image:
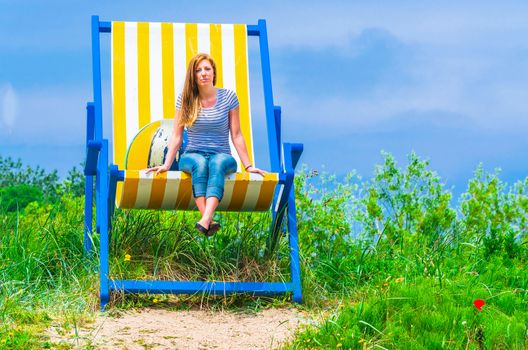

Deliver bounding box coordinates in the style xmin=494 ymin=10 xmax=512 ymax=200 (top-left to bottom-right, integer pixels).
xmin=118 ymin=171 xmax=278 ymax=211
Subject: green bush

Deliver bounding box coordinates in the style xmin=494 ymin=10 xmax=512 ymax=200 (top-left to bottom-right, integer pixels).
xmin=0 ymin=155 xmax=85 ymax=210
xmin=0 ymin=184 xmax=43 ymax=212
xmin=459 ymin=166 xmax=528 ymax=259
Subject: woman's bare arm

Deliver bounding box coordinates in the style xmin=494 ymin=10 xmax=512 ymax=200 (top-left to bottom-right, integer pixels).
xmin=229 ymin=107 xmax=267 ymax=176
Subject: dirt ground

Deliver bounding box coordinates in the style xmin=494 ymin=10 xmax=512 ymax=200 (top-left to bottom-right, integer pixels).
xmin=47 ymin=307 xmax=311 ymax=350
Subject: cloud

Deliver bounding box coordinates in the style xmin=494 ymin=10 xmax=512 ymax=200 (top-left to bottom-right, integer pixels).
xmin=273 ymin=28 xmax=414 ymax=99
xmin=268 ymin=24 xmax=528 ymax=137
xmin=0 ymin=84 xmax=91 ymax=145
xmin=3 ymin=2 xmax=527 ymax=53
xmin=0 ymin=82 xmax=18 ymax=132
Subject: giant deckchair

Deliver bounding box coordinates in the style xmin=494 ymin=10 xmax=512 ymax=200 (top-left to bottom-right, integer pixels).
xmin=84 ymin=16 xmax=303 ymax=310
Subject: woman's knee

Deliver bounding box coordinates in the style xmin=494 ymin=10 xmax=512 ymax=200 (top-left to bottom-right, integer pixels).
xmin=180 ymin=152 xmax=208 ymax=175
xmin=209 ymin=154 xmax=237 ymax=174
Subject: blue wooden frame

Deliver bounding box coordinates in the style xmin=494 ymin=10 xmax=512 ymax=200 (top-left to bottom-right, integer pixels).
xmin=84 ymin=16 xmax=303 ymax=310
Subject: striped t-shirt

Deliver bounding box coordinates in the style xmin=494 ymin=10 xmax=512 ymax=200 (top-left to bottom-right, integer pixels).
xmin=176 ymin=88 xmax=239 ymax=155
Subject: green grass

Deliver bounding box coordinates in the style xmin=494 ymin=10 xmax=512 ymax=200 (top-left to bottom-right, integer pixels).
xmin=1 ymin=153 xmax=527 ymax=349
xmin=287 ymin=269 xmax=528 ymax=349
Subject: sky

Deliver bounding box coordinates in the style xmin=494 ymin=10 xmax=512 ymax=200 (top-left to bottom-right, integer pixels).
xmin=1 ymin=1 xmax=527 ymax=197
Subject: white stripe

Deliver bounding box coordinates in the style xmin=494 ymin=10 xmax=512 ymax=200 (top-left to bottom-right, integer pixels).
xmin=124 ymin=22 xmax=139 ymax=149
xmin=221 ymin=24 xmax=236 ymax=91
xmin=173 ymin=23 xmax=186 ymax=99
xmin=242 ymin=176 xmax=263 ymax=211
xmin=149 ymin=23 xmax=163 ymax=122
xmin=241 ymin=29 xmax=255 ymax=167
xmin=218 ymin=177 xmax=236 ymax=210
xmin=249 ymin=173 xmax=263 ymax=181
xmin=135 ymin=171 xmax=154 ymax=208
xmin=197 ymin=23 xmax=210 ymax=54
xmin=221 ymin=24 xmax=241 ymax=170
xmin=229 ymin=132 xmax=241 ymax=172
xmin=161 ymin=171 xmax=181 ymax=209
xmin=274 ymin=184 xmax=284 ymax=212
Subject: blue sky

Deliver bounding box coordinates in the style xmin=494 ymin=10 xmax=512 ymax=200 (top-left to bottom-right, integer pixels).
xmin=1 ymin=1 xmax=527 ymax=196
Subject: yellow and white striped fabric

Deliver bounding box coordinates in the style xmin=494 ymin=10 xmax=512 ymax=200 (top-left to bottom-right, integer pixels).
xmin=111 ymin=21 xmax=278 ymax=211
xmin=118 ymin=171 xmax=279 ymax=211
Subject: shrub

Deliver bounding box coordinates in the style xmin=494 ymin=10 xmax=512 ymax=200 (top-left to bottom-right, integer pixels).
xmin=0 ymin=184 xmax=43 ymax=212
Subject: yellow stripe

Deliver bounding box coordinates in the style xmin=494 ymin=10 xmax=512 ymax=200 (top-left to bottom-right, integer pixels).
xmin=234 ymin=24 xmax=253 ymax=165
xmin=126 ymin=121 xmax=160 ymax=169
xmin=161 ymin=23 xmax=175 ymax=119
xmin=120 ymin=171 xmax=140 ymax=208
xmin=175 ymin=174 xmax=193 ymax=209
xmin=148 ymin=173 xmax=167 ymax=208
xmin=185 ymin=23 xmax=198 ymax=66
xmin=112 ymin=22 xmax=126 ymax=168
xmin=115 ymin=181 xmax=124 ymax=207
xmin=209 ymin=24 xmax=223 ymax=88
xmin=137 ymin=22 xmax=150 ymax=129
xmin=228 ymin=172 xmax=250 ymax=210
xmin=254 ymin=176 xmax=278 ymax=211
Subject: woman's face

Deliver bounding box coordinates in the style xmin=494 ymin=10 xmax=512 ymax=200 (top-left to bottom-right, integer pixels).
xmin=195 ymin=59 xmax=214 ymax=88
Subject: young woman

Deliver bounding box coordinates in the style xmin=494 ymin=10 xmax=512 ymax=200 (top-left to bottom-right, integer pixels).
xmin=146 ymin=53 xmax=266 ymax=236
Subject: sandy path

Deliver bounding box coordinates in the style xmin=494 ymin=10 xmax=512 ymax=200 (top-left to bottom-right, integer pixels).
xmin=48 ymin=307 xmax=309 ymax=349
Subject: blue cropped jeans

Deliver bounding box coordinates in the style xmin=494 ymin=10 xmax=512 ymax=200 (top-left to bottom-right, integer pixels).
xmin=179 ymin=151 xmax=237 ymax=200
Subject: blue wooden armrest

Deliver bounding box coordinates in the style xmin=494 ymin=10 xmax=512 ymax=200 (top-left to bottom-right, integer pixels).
xmin=84 ymin=102 xmax=102 ymax=176
xmin=283 ymin=143 xmax=303 ymax=172
xmin=286 ymin=143 xmax=303 ymax=170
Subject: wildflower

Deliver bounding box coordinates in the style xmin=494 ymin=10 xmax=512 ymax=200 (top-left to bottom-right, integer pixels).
xmin=395 ymin=276 xmax=405 ymax=283
xmin=337 ymin=343 xmax=343 ymax=348
xmin=153 ymin=298 xmax=159 ymax=304
xmin=124 ymin=254 xmax=131 ymax=262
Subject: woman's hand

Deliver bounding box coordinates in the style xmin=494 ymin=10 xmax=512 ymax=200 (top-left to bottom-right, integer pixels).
xmin=145 ymin=164 xmax=170 ymax=175
xmin=246 ymin=165 xmax=268 ymax=177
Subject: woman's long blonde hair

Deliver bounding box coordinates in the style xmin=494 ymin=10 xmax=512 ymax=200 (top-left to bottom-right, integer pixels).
xmin=179 ymin=53 xmax=217 ymax=127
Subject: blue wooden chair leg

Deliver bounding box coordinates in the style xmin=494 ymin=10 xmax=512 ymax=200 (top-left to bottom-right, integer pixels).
xmin=268 ymin=143 xmax=303 ymax=301
xmin=287 ymin=184 xmax=302 ymax=303
xmin=84 ymin=175 xmax=94 ymax=254
xmin=284 ymin=143 xmax=303 ymax=302
xmin=84 ymin=102 xmax=96 ymax=254
xmin=108 ymin=165 xmax=119 ymax=231
xmin=99 ymin=140 xmax=110 ymax=310
xmin=95 ymin=170 xmax=101 ymax=234
xmin=268 ymin=196 xmax=287 ymax=255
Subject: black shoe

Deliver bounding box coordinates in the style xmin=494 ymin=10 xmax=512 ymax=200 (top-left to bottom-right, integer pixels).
xmin=195 ymin=222 xmax=210 ymax=237
xmin=209 ymin=222 xmax=221 ymax=235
